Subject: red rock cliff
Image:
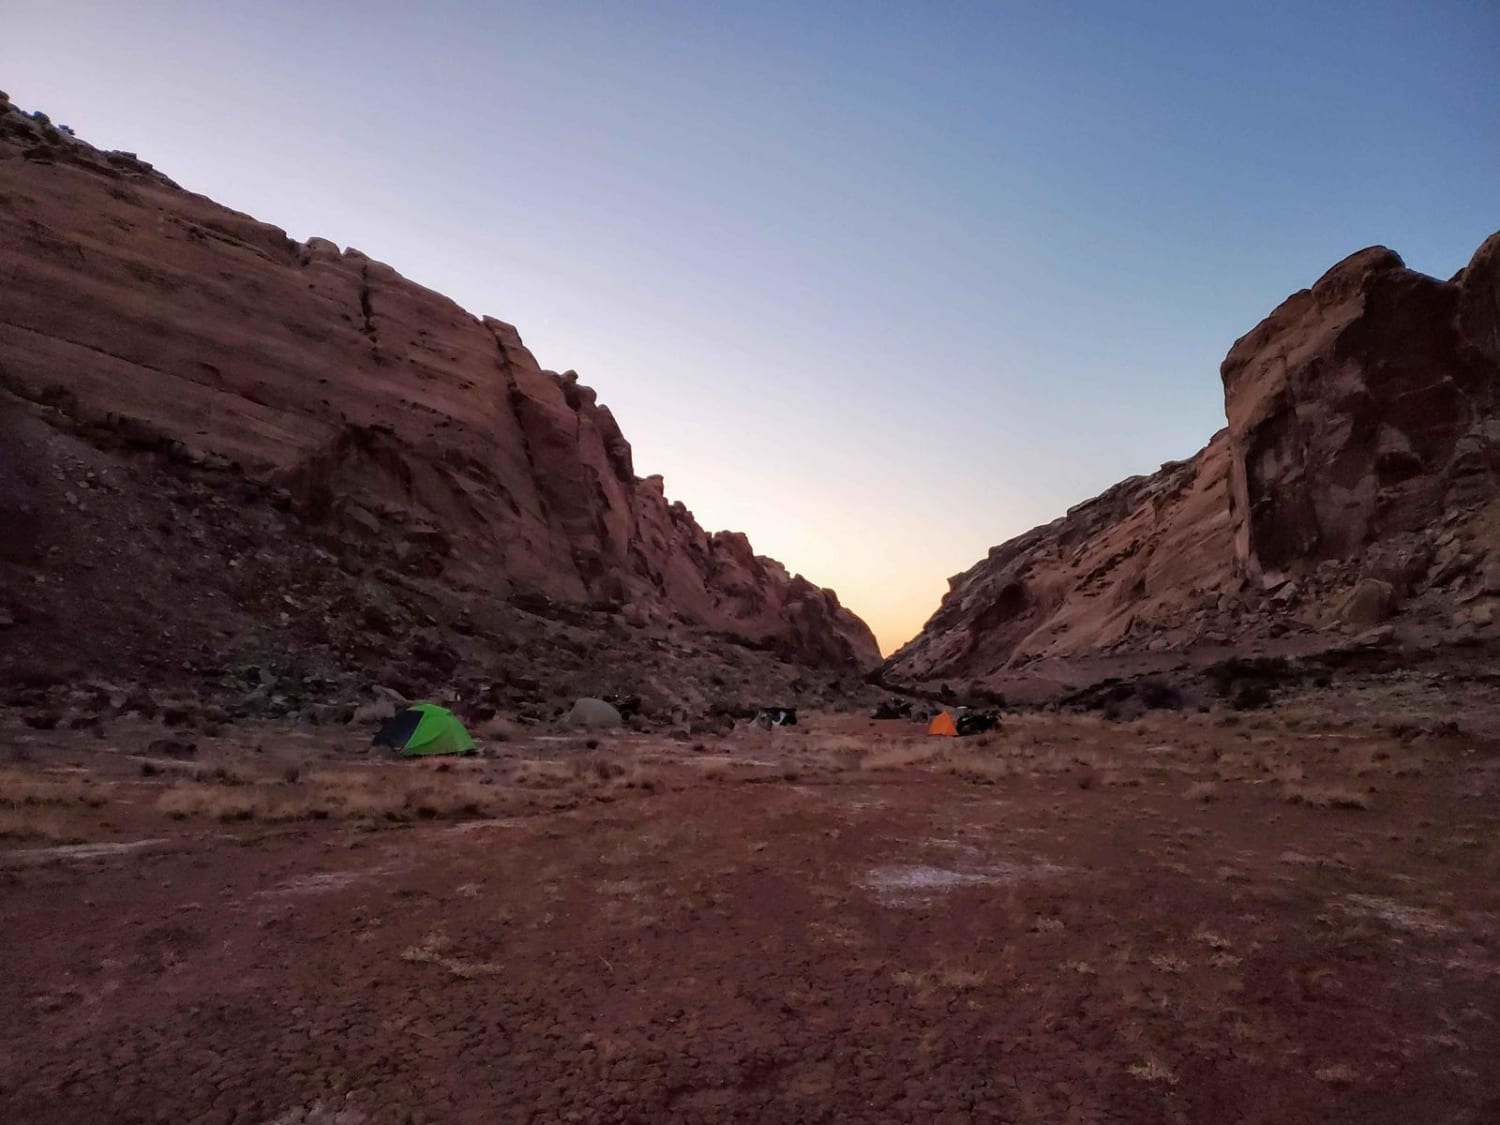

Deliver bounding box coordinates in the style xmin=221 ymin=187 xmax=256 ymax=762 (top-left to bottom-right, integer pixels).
xmin=1222 ymin=240 xmax=1500 ymax=582
xmin=885 ymin=232 xmax=1500 ymax=692
xmin=0 ymin=96 xmax=878 ymax=670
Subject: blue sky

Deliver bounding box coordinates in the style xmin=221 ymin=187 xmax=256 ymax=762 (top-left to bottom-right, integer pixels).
xmin=6 ymin=1 xmax=1497 ymax=651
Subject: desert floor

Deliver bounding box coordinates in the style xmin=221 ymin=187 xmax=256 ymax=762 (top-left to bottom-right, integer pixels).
xmin=3 ymin=680 xmax=1499 ymax=1124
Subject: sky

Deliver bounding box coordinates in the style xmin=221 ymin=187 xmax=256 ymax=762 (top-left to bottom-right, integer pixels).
xmin=4 ymin=1 xmax=1497 ymax=653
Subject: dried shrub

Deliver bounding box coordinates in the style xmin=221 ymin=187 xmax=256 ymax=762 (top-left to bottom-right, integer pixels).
xmin=1283 ymin=784 xmax=1371 ymax=810
xmin=0 ymin=807 xmax=83 ymax=842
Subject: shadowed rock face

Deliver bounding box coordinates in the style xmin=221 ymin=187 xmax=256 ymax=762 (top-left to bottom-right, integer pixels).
xmin=883 ymin=437 xmax=1238 ymax=688
xmin=0 ymin=97 xmax=878 ymax=670
xmin=886 ymin=232 xmax=1500 ymax=692
xmin=1222 ymin=239 xmax=1500 ymax=584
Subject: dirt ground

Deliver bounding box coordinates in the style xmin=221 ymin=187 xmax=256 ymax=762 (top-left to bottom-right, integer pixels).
xmin=3 ymin=679 xmax=1500 ymax=1124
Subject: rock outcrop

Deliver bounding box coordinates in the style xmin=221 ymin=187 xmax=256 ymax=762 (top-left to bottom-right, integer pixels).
xmin=1223 ymin=240 xmax=1500 ymax=583
xmin=885 ymin=233 xmax=1500 ymax=695
xmin=0 ymin=95 xmax=878 ymax=673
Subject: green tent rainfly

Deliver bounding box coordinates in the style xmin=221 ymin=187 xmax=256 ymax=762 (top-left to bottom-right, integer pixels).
xmin=372 ymin=703 xmax=476 ymax=757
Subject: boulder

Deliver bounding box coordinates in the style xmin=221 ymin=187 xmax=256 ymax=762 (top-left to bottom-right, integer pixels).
xmin=564 ymin=697 xmax=623 ymax=729
xmin=1340 ymin=579 xmax=1396 ymax=627
xmin=1352 ymin=626 xmax=1397 ymax=649
xmin=352 ymin=700 xmax=398 ymax=724
xmin=1482 ymin=561 xmax=1500 ymax=596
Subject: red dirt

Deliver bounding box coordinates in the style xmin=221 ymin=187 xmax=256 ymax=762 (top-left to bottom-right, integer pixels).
xmin=3 ymin=691 xmax=1499 ymax=1124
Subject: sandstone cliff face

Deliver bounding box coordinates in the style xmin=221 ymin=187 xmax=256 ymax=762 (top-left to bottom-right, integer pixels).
xmin=0 ymin=96 xmax=878 ymax=670
xmin=882 ymin=437 xmax=1237 ymax=688
xmin=886 ymin=233 xmax=1500 ymax=692
xmin=1223 ymin=240 xmax=1500 ymax=582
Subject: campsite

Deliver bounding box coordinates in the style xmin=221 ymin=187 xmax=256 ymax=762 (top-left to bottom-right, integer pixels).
xmin=3 ymin=6 xmax=1499 ymax=1123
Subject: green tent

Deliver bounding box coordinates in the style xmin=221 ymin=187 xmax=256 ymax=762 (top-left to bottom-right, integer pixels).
xmin=371 ymin=703 xmax=475 ymax=757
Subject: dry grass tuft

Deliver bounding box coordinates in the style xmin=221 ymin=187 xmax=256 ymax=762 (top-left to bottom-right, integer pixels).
xmin=1313 ymin=1063 xmax=1359 ymax=1086
xmin=0 ymin=768 xmax=106 ymax=809
xmin=474 ymin=717 xmax=519 ymax=741
xmin=0 ymin=768 xmax=106 ymax=841
xmin=892 ymin=964 xmax=989 ymax=994
xmin=934 ymin=966 xmax=988 ymax=990
xmin=157 ymin=786 xmax=258 ymax=821
xmin=0 ymin=806 xmax=84 ymax=843
xmin=510 ymin=760 xmax=578 ymax=789
xmin=616 ymin=766 xmax=664 ymax=793
xmin=583 ymin=756 xmax=627 ymax=782
xmin=943 ymin=753 xmax=1015 ymax=786
xmin=804 ymin=733 xmax=874 ymax=756
xmin=400 ymin=932 xmax=504 ymax=978
xmin=155 ymin=769 xmax=502 ymax=824
xmin=860 ymin=743 xmax=947 ymax=771
xmin=1283 ymin=783 xmax=1371 ymax=810
xmin=1128 ymin=1058 xmax=1179 ymax=1085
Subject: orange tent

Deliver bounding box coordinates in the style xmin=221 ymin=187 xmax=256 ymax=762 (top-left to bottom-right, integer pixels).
xmin=926 ymin=711 xmax=958 ymax=737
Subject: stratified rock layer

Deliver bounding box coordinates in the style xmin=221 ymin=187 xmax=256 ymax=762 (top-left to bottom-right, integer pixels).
xmin=886 ymin=234 xmax=1500 ymax=693
xmin=1223 ymin=240 xmax=1500 ymax=582
xmin=0 ymin=96 xmax=878 ymax=671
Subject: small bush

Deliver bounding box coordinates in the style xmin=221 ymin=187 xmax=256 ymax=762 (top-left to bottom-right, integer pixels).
xmin=512 ymin=761 xmax=576 ymax=789
xmin=618 ymin=767 xmax=662 ymax=793
xmin=157 ymin=785 xmax=259 ymax=821
xmin=943 ymin=754 xmax=1013 ymax=786
xmin=1231 ymin=685 xmax=1273 ymax=711
xmin=1283 ymin=784 xmax=1370 ymax=810
xmin=587 ymin=758 xmax=625 ymax=781
xmin=475 ymin=717 xmax=517 ymax=741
